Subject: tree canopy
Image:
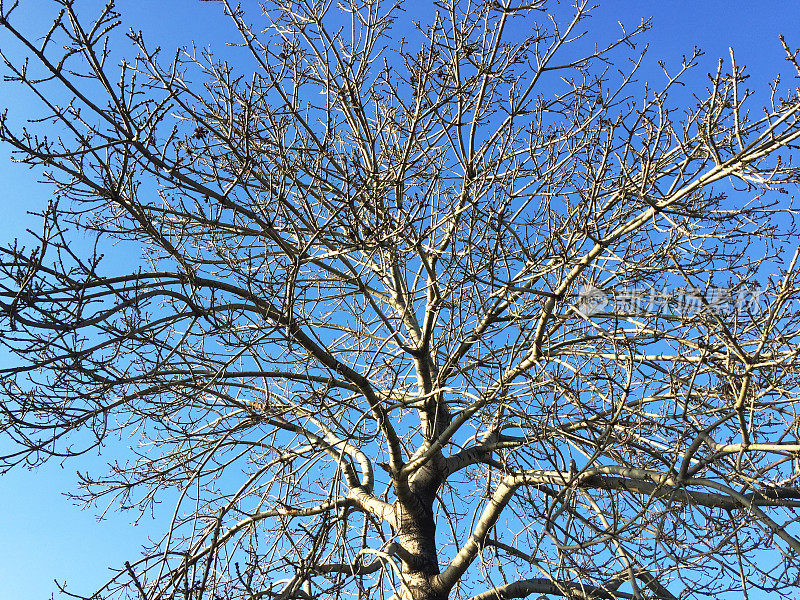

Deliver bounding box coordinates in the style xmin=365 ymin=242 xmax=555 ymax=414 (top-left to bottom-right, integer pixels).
xmin=3 ymin=1 xmax=800 ymax=599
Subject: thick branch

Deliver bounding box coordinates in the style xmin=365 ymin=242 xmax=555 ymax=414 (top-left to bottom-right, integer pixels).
xmin=466 ymin=578 xmax=634 ymax=600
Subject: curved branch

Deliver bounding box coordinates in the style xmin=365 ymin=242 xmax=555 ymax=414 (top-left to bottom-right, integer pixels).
xmin=466 ymin=577 xmax=633 ymax=600
xmin=438 ymin=465 xmax=800 ymax=590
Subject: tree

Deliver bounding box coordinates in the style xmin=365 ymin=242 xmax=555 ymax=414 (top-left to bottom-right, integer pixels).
xmin=3 ymin=0 xmax=800 ymax=598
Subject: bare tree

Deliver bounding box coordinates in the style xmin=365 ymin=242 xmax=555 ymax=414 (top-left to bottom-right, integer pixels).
xmin=3 ymin=0 xmax=800 ymax=598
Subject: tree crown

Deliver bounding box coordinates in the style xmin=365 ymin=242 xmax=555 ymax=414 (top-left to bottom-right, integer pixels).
xmin=2 ymin=1 xmax=800 ymax=599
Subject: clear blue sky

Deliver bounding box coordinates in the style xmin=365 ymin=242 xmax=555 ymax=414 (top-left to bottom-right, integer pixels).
xmin=1 ymin=1 xmax=799 ymax=598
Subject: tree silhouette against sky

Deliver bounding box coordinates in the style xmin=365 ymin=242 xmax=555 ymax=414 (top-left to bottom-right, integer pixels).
xmin=3 ymin=1 xmax=800 ymax=599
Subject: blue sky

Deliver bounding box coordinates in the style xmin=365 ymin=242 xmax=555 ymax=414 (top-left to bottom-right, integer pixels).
xmin=2 ymin=1 xmax=800 ymax=598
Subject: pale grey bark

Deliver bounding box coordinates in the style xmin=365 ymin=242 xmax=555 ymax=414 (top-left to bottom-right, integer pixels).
xmin=2 ymin=1 xmax=800 ymax=599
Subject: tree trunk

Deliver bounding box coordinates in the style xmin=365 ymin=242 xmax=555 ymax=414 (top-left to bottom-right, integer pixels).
xmin=397 ymin=501 xmax=446 ymax=600
xmin=396 ymin=457 xmax=448 ymax=600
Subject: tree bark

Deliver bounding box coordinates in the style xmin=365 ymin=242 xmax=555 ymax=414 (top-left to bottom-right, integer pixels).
xmin=396 ymin=499 xmax=446 ymax=600
xmin=395 ymin=455 xmax=447 ymax=600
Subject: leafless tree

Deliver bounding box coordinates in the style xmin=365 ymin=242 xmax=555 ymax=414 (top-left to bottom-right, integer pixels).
xmin=3 ymin=0 xmax=800 ymax=599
